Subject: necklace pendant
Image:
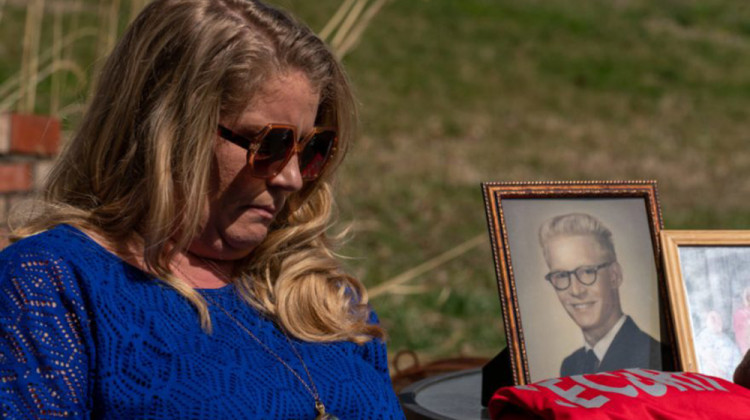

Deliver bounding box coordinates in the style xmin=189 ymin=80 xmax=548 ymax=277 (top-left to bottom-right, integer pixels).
xmin=315 ymin=402 xmax=340 ymax=420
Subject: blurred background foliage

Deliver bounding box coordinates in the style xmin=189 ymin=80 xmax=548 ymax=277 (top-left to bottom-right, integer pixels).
xmin=2 ymin=0 xmax=750 ymax=363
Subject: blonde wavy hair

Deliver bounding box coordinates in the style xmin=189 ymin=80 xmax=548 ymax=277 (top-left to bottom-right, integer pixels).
xmin=538 ymin=212 xmax=617 ymax=265
xmin=12 ymin=0 xmax=383 ymax=344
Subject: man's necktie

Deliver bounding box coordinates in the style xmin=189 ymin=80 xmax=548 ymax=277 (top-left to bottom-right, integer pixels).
xmin=582 ymin=349 xmax=599 ymax=373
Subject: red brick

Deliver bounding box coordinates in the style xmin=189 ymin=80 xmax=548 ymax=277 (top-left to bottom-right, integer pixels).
xmin=0 ymin=163 xmax=33 ymax=193
xmin=2 ymin=113 xmax=61 ymax=156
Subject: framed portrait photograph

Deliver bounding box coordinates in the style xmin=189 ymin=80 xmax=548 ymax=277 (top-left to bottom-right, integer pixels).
xmin=481 ymin=180 xmax=676 ymax=385
xmin=661 ymin=230 xmax=750 ymax=381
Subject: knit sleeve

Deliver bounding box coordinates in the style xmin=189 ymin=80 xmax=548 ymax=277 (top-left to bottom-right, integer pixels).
xmin=354 ymin=309 xmax=405 ymax=418
xmin=358 ymin=309 xmax=394 ymax=386
xmin=0 ymin=248 xmax=93 ymax=419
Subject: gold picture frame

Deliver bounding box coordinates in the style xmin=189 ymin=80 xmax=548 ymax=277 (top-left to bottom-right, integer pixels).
xmin=481 ymin=180 xmax=677 ymax=384
xmin=661 ymin=230 xmax=750 ymax=379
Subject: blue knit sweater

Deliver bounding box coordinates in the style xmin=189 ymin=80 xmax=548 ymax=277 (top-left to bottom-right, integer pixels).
xmin=0 ymin=225 xmax=404 ymax=419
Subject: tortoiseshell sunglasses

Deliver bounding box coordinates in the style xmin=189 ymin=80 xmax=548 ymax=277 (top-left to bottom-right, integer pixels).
xmin=217 ymin=124 xmax=338 ymax=181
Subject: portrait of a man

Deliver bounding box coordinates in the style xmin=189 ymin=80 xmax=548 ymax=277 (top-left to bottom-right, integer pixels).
xmin=538 ymin=212 xmax=662 ymax=376
xmin=483 ymin=184 xmax=668 ymax=384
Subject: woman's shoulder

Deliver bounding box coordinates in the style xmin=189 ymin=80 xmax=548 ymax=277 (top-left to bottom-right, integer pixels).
xmin=1 ymin=224 xmax=98 ymax=260
xmin=0 ymin=224 xmax=121 ymax=287
xmin=0 ymin=225 xmax=100 ymax=330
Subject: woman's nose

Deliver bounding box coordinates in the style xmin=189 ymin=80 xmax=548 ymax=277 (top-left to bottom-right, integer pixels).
xmin=268 ymin=154 xmax=303 ymax=192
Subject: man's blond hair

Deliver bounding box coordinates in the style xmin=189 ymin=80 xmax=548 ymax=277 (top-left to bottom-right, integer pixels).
xmin=538 ymin=212 xmax=617 ymax=264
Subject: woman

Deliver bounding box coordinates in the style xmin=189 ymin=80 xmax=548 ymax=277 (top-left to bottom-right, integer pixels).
xmin=0 ymin=0 xmax=404 ymax=418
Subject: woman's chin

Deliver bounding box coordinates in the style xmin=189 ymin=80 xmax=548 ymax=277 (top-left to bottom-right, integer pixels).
xmin=188 ymin=217 xmax=272 ymax=260
xmin=219 ymin=226 xmax=269 ymax=257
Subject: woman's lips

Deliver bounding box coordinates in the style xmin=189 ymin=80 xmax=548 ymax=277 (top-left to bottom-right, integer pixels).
xmin=244 ymin=204 xmax=276 ymax=220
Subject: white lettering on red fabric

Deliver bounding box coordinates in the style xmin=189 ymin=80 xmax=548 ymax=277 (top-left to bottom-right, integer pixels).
xmin=687 ymin=373 xmax=728 ymax=392
xmin=621 ymin=371 xmax=668 ymax=397
xmin=554 ymin=400 xmax=579 ymax=408
xmin=536 ymin=378 xmax=609 ymax=408
xmin=627 ymin=369 xmax=707 ymax=392
xmin=571 ymin=373 xmax=639 ymax=397
xmin=517 ymin=370 xmax=731 ymax=410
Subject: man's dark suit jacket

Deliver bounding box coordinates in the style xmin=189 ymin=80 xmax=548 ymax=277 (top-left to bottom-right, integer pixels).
xmin=560 ymin=316 xmax=661 ymax=377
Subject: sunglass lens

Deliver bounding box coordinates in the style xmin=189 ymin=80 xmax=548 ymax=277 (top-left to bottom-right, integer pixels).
xmin=252 ymin=128 xmax=295 ymax=177
xmin=300 ymin=130 xmax=335 ymax=179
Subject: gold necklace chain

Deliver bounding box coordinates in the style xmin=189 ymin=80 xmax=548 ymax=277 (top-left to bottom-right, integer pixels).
xmin=173 ymin=257 xmax=337 ymax=420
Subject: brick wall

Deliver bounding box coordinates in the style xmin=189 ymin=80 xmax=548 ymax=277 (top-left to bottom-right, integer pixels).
xmin=0 ymin=113 xmax=60 ymax=248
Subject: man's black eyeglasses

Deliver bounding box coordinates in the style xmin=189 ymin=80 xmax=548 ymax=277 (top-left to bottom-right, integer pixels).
xmin=545 ymin=261 xmax=615 ymax=291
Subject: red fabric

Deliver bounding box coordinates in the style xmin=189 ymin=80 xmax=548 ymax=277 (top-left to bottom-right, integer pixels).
xmin=489 ymin=369 xmax=750 ymax=420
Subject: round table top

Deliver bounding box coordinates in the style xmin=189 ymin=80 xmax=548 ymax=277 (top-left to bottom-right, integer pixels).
xmin=398 ymin=368 xmax=491 ymax=420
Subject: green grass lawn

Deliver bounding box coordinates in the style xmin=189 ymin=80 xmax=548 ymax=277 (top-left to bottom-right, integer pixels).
xmin=304 ymin=0 xmax=750 ymax=361
xmin=3 ymin=0 xmax=750 ymax=363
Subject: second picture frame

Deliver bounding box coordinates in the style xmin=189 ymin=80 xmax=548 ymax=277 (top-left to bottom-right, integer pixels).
xmin=661 ymin=230 xmax=750 ymax=382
